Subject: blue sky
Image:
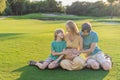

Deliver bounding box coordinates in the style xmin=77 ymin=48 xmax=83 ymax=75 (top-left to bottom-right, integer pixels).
xmin=31 ymin=0 xmax=107 ymax=6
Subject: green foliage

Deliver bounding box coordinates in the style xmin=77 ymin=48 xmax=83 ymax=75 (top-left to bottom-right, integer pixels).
xmin=0 ymin=0 xmax=6 ymax=13
xmin=4 ymin=0 xmax=63 ymax=15
xmin=66 ymin=1 xmax=120 ymax=17
xmin=2 ymin=0 xmax=120 ymax=17
xmin=107 ymin=0 xmax=116 ymax=3
xmin=107 ymin=0 xmax=117 ymax=19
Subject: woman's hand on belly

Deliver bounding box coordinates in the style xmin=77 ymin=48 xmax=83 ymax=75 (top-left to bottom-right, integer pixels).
xmin=63 ymin=49 xmax=78 ymax=60
xmin=72 ymin=49 xmax=80 ymax=55
xmin=64 ymin=53 xmax=77 ymax=60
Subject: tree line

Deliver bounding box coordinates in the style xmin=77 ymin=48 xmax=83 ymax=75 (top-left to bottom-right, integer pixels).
xmin=0 ymin=0 xmax=120 ymax=17
xmin=1 ymin=0 xmax=63 ymax=15
xmin=66 ymin=0 xmax=120 ymax=17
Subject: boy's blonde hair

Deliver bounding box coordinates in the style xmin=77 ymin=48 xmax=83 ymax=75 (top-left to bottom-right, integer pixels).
xmin=66 ymin=20 xmax=79 ymax=35
xmin=54 ymin=29 xmax=65 ymax=40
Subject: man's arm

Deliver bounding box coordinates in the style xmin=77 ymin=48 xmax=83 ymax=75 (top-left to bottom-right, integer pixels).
xmin=79 ymin=43 xmax=97 ymax=55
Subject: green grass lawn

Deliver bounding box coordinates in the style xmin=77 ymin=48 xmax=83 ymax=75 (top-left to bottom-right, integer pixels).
xmin=0 ymin=14 xmax=120 ymax=80
xmin=5 ymin=13 xmax=107 ymax=20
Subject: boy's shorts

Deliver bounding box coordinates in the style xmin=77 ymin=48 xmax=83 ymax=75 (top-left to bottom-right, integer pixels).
xmin=45 ymin=57 xmax=54 ymax=63
xmin=45 ymin=57 xmax=61 ymax=64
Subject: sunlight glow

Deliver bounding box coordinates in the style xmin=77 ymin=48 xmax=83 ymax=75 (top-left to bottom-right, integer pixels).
xmin=31 ymin=0 xmax=107 ymax=6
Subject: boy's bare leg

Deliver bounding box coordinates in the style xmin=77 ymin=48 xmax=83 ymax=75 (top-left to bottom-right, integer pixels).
xmin=48 ymin=55 xmax=64 ymax=69
xmin=35 ymin=62 xmax=49 ymax=70
xmin=48 ymin=61 xmax=59 ymax=69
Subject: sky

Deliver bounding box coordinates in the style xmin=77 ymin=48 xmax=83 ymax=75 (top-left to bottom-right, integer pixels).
xmin=31 ymin=0 xmax=107 ymax=6
xmin=56 ymin=0 xmax=107 ymax=6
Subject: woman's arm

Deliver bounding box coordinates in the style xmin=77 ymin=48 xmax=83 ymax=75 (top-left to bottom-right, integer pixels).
xmin=79 ymin=36 xmax=83 ymax=51
xmin=76 ymin=36 xmax=83 ymax=55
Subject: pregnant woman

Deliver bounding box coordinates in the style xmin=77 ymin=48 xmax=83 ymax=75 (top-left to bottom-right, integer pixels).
xmin=60 ymin=20 xmax=86 ymax=71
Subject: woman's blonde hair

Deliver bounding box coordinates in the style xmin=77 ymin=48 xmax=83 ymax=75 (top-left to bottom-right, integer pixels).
xmin=54 ymin=28 xmax=65 ymax=40
xmin=66 ymin=20 xmax=79 ymax=35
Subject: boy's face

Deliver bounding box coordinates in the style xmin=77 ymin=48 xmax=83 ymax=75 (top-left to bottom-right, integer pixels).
xmin=82 ymin=30 xmax=89 ymax=36
xmin=57 ymin=32 xmax=64 ymax=39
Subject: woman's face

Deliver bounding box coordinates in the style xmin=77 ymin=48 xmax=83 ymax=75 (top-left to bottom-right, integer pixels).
xmin=66 ymin=25 xmax=71 ymax=32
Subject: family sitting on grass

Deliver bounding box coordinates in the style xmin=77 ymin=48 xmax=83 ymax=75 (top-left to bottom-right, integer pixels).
xmin=29 ymin=20 xmax=112 ymax=71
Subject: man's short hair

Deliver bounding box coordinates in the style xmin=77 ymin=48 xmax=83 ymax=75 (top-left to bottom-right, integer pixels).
xmin=81 ymin=22 xmax=92 ymax=32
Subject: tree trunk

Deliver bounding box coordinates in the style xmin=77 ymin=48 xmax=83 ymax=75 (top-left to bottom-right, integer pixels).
xmin=110 ymin=3 xmax=114 ymax=19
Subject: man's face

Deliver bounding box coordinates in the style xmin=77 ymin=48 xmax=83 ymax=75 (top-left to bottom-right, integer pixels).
xmin=82 ymin=30 xmax=89 ymax=36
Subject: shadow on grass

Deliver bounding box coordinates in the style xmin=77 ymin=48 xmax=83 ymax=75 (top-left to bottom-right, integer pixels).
xmin=0 ymin=33 xmax=24 ymax=40
xmin=12 ymin=65 xmax=109 ymax=80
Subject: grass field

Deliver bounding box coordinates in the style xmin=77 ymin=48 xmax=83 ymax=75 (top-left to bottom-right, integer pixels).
xmin=0 ymin=13 xmax=120 ymax=80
